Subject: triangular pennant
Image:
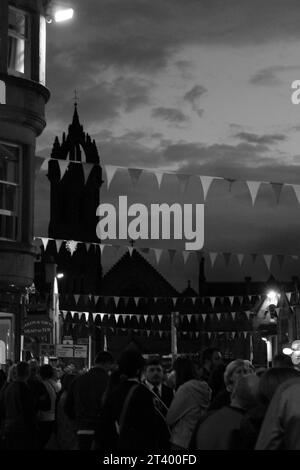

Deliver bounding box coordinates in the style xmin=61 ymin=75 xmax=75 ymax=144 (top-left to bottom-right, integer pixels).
xmin=143 ymin=315 xmax=148 ymax=322
xmin=82 ymin=163 xmax=94 ymax=184
xmin=58 ymin=160 xmax=69 ymax=180
xmin=223 ymin=252 xmax=231 ymax=267
xmin=135 ymin=315 xmax=141 ymax=324
xmin=60 ymin=310 xmax=67 ymax=319
xmin=229 ymin=296 xmax=234 ymax=306
xmin=55 ymin=239 xmax=63 ymax=253
xmin=94 ymin=295 xmax=99 ymax=304
xmin=154 ymin=172 xmax=164 ymax=189
xmin=128 ymin=246 xmax=134 ymax=256
xmin=263 ymin=254 xmax=273 ymax=271
xmin=177 ymin=174 xmax=190 ymax=193
xmin=210 ymin=297 xmax=216 ymax=308
xmin=128 ymin=168 xmax=143 ymax=186
xmin=153 ymin=248 xmax=163 ymax=264
xmin=100 ymin=313 xmax=105 ymax=321
xmin=158 ymin=331 xmax=163 ymax=338
xmin=168 ymin=249 xmax=177 ymax=264
xmin=216 ymin=313 xmax=222 ymax=321
xmin=275 ymin=307 xmax=280 ymax=316
xmin=271 ymin=182 xmax=283 ymax=204
xmin=121 ymin=314 xmax=127 ymax=322
xmin=245 ymin=311 xmax=251 ymax=320
xmin=237 ymin=254 xmax=244 ymax=267
xmin=202 ymin=314 xmax=207 ymax=322
xmin=69 ymin=311 xmax=76 ymax=318
xmin=134 ymin=297 xmax=140 ymax=306
xmin=291 ymin=184 xmax=300 ymax=205
xmin=182 ymin=251 xmax=190 ymax=264
xmin=246 ymin=181 xmax=261 ymax=206
xmin=114 ymin=314 xmax=120 ymax=323
xmin=231 ymin=312 xmax=236 ymax=321
xmin=40 ymin=238 xmax=49 ymax=251
xmin=40 ymin=158 xmax=49 ymax=172
xmin=99 ymin=244 xmax=105 ymax=255
xmin=158 ymin=315 xmax=163 ymax=324
xmin=286 ymin=292 xmax=292 ymax=302
xmin=146 ymin=330 xmax=151 ymax=337
xmin=209 ymin=252 xmax=218 ymax=268
xmin=195 ymin=332 xmax=200 ymax=339
xmin=243 ymin=331 xmax=248 ymax=339
xmin=105 ymin=165 xmax=119 ymax=189
xmin=277 ymin=254 xmax=285 ymax=270
xmin=191 ymin=297 xmax=196 ymax=305
xmin=232 ymin=331 xmax=236 ymax=339
xmin=79 ymin=312 xmax=88 ymax=321
xmin=187 ymin=314 xmax=192 ymax=323
xmin=199 ymin=176 xmax=214 ymax=200
xmin=85 ymin=243 xmax=91 ymax=252
xmin=207 ymin=332 xmax=212 ymax=339
xmin=74 ymin=295 xmax=80 ymax=304
xmin=172 ymin=297 xmax=177 ymax=308
xmin=114 ymin=297 xmax=120 ymax=307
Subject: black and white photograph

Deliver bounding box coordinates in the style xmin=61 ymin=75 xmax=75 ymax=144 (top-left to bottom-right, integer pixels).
xmin=1 ymin=0 xmax=300 ymax=457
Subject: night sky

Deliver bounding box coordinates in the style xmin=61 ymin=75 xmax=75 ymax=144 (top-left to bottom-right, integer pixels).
xmin=35 ymin=0 xmax=300 ymax=291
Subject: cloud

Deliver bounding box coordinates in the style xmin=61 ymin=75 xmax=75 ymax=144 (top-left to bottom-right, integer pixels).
xmin=250 ymin=65 xmax=300 ymax=86
xmin=184 ymin=85 xmax=207 ymax=104
xmin=151 ymin=107 xmax=189 ymax=124
xmin=235 ymin=132 xmax=286 ymax=145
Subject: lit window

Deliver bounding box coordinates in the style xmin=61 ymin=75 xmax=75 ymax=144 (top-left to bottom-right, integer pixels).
xmin=8 ymin=7 xmax=30 ymax=77
xmin=0 ymin=142 xmax=20 ymax=241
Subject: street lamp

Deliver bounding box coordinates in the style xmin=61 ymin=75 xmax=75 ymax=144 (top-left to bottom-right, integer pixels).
xmin=52 ymin=273 xmax=64 ymax=347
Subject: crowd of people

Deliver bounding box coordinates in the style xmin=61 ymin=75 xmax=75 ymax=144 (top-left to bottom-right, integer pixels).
xmin=0 ymin=348 xmax=300 ymax=451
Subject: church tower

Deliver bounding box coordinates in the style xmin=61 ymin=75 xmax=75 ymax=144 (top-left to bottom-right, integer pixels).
xmin=44 ymin=104 xmax=104 ymax=295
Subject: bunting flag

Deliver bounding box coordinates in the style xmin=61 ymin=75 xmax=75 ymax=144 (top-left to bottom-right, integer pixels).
xmin=210 ymin=297 xmax=216 ymax=308
xmin=275 ymin=307 xmax=280 ymax=316
xmin=40 ymin=158 xmax=49 ymax=172
xmin=61 ymin=310 xmax=68 ymax=319
xmin=231 ymin=312 xmax=236 ymax=321
xmin=223 ymin=253 xmax=231 ymax=267
xmin=58 ymin=160 xmax=69 ymax=181
xmin=229 ymin=296 xmax=234 ymax=306
xmin=186 ymin=314 xmax=192 ymax=323
xmin=99 ymin=244 xmax=105 ymax=255
xmin=172 ymin=297 xmax=177 ymax=308
xmin=202 ymin=314 xmax=207 ymax=322
xmin=158 ymin=331 xmax=163 ymax=338
xmin=232 ymin=331 xmax=236 ymax=339
xmin=216 ymin=313 xmax=222 ymax=321
xmin=191 ymin=297 xmax=196 ymax=305
xmin=207 ymin=332 xmax=212 ymax=339
xmin=114 ymin=314 xmax=120 ymax=323
xmin=195 ymin=332 xmax=200 ymax=339
xmin=55 ymin=239 xmax=63 ymax=253
xmin=286 ymin=292 xmax=292 ymax=302
xmin=121 ymin=314 xmax=127 ymax=322
xmin=209 ymin=252 xmax=218 ymax=268
xmin=245 ymin=311 xmax=251 ymax=320
xmin=168 ymin=249 xmax=176 ymax=264
xmin=237 ymin=254 xmax=244 ymax=267
xmin=79 ymin=312 xmax=88 ymax=321
xmin=292 ymin=185 xmax=300 ymax=205
xmin=94 ymin=295 xmax=99 ymax=304
xmin=158 ymin=315 xmax=163 ymax=324
xmin=105 ymin=165 xmax=118 ymax=189
xmin=177 ymin=174 xmax=190 ymax=193
xmin=128 ymin=168 xmax=143 ymax=186
xmin=153 ymin=248 xmax=163 ymax=264
xmin=243 ymin=332 xmax=248 ymax=339
xmin=128 ymin=246 xmax=134 ymax=256
xmin=146 ymin=330 xmax=151 ymax=337
xmin=154 ymin=172 xmax=163 ymax=189
xmin=271 ymin=182 xmax=283 ymax=204
xmin=199 ymin=176 xmax=215 ymax=200
xmin=246 ymin=181 xmax=261 ymax=206
xmin=182 ymin=251 xmax=190 ymax=264
xmin=263 ymin=254 xmax=273 ymax=271
xmin=143 ymin=315 xmax=148 ymax=322
xmin=134 ymin=297 xmax=140 ymax=307
xmin=40 ymin=238 xmax=49 ymax=250
xmin=82 ymin=163 xmax=94 ymax=184
xmin=85 ymin=243 xmax=91 ymax=252
xmin=74 ymin=295 xmax=80 ymax=304
xmin=100 ymin=313 xmax=105 ymax=321
xmin=114 ymin=297 xmax=120 ymax=307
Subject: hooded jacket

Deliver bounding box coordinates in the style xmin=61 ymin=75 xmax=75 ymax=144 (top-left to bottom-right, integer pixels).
xmin=166 ymin=379 xmax=211 ymax=449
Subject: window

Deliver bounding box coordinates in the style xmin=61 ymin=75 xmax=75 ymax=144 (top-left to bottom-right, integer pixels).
xmin=0 ymin=315 xmax=14 ymax=364
xmin=8 ymin=7 xmax=30 ymax=77
xmin=0 ymin=142 xmax=20 ymax=241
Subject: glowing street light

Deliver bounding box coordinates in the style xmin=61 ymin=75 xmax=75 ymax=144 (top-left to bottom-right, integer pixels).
xmin=53 ymin=8 xmax=74 ymax=23
xmin=283 ymin=347 xmax=293 ymax=356
xmin=267 ymin=290 xmax=280 ymax=305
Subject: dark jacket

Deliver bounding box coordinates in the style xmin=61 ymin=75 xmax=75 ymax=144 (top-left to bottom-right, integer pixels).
xmin=95 ymin=380 xmax=170 ymax=451
xmin=2 ymin=380 xmax=36 ymax=434
xmin=64 ymin=366 xmax=109 ymax=430
xmin=160 ymin=384 xmax=174 ymax=409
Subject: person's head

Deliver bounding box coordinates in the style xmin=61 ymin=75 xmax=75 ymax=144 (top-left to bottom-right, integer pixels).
xmin=272 ymin=354 xmax=293 ymax=368
xmin=16 ymin=362 xmax=30 ymax=382
xmin=39 ymin=364 xmax=55 ymax=381
xmin=224 ymin=359 xmax=255 ymax=393
xmin=7 ymin=364 xmax=17 ymax=383
xmin=61 ymin=373 xmax=76 ymax=394
xmin=173 ymin=356 xmax=197 ymax=390
xmin=28 ymin=360 xmax=39 ymax=378
xmin=145 ymin=358 xmax=164 ymax=386
xmin=258 ymin=367 xmax=300 ymax=406
xmin=202 ymin=348 xmax=223 ymax=371
xmin=231 ymin=374 xmax=260 ymax=410
xmin=118 ymin=349 xmax=145 ymax=379
xmin=94 ymin=351 xmax=114 ymax=372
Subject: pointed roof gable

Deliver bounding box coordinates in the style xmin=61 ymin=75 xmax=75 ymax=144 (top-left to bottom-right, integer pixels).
xmin=51 ymin=104 xmax=100 ymax=164
xmin=101 ymin=249 xmax=179 ymax=297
